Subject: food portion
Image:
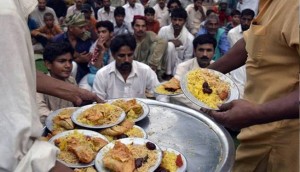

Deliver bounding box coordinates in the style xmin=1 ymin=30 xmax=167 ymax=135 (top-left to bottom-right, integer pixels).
xmin=186 ymin=69 xmax=230 ymax=109
xmin=52 ymin=108 xmax=75 ymax=135
xmin=111 ymin=99 xmax=143 ymax=120
xmin=102 ymin=141 xmax=160 ymax=172
xmin=74 ymin=167 xmax=97 ymax=172
xmin=77 ymin=104 xmax=123 ymax=126
xmin=155 ymin=78 xmax=182 ymax=95
xmin=53 ymin=130 xmax=108 ymax=164
xmin=155 ymin=150 xmax=184 ymax=172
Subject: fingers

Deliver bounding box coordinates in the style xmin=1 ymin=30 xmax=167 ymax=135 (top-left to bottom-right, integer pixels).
xmin=218 ymin=101 xmax=233 ymax=111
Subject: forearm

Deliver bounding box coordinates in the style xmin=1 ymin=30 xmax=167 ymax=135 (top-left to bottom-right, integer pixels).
xmin=208 ymin=38 xmax=247 ymax=74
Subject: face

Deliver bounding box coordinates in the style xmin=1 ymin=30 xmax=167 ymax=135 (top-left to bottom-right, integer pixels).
xmin=115 ymin=15 xmax=125 ymax=26
xmin=171 ymin=17 xmax=185 ymax=32
xmin=69 ymin=25 xmax=87 ymax=39
xmin=205 ymin=18 xmax=219 ymax=35
xmin=133 ymin=19 xmax=146 ymax=38
xmin=240 ymin=15 xmax=253 ymax=31
xmin=97 ymin=26 xmax=112 ymax=42
xmin=220 ymin=3 xmax=227 ymax=11
xmin=157 ymin=0 xmax=166 ymax=8
xmin=145 ymin=13 xmax=155 ymax=23
xmin=169 ymin=3 xmax=179 ymax=12
xmin=113 ymin=46 xmax=134 ymax=73
xmin=103 ymin=0 xmax=111 ymax=8
xmin=194 ymin=43 xmax=214 ymax=68
xmin=127 ymin=0 xmax=136 ymax=6
xmin=194 ymin=0 xmax=203 ymax=10
xmin=38 ymin=0 xmax=47 ymax=11
xmin=44 ymin=16 xmax=54 ymax=28
xmin=232 ymin=14 xmax=241 ymax=25
xmin=46 ymin=53 xmax=73 ymax=80
xmin=75 ymin=0 xmax=83 ymax=8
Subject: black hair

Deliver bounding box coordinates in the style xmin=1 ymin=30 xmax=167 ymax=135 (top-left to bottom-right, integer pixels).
xmin=43 ymin=12 xmax=54 ymax=20
xmin=206 ymin=9 xmax=215 ymax=16
xmin=96 ymin=20 xmax=114 ymax=32
xmin=241 ymin=8 xmax=255 ymax=18
xmin=144 ymin=7 xmax=155 ymax=15
xmin=43 ymin=42 xmax=74 ymax=62
xmin=170 ymin=7 xmax=187 ymax=20
xmin=193 ymin=34 xmax=217 ymax=49
xmin=114 ymin=6 xmax=125 ymax=17
xmin=230 ymin=9 xmax=241 ymax=17
xmin=193 ymin=0 xmax=203 ymax=2
xmin=167 ymin=0 xmax=182 ymax=9
xmin=110 ymin=34 xmax=136 ymax=54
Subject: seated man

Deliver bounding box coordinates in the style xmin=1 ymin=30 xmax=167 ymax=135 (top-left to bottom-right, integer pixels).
xmin=79 ymin=20 xmax=114 ymax=91
xmin=113 ymin=6 xmax=132 ymax=36
xmin=144 ymin=7 xmax=160 ymax=34
xmin=170 ymin=34 xmax=216 ymax=109
xmin=158 ymin=7 xmax=194 ymax=78
xmin=197 ymin=13 xmax=230 ymax=61
xmin=36 ymin=42 xmax=76 ymax=124
xmin=132 ymin=15 xmax=167 ymax=74
xmin=92 ymin=34 xmax=165 ymax=101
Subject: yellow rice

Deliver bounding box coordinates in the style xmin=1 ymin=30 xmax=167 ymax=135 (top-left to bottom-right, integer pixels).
xmin=160 ymin=151 xmax=178 ymax=172
xmin=155 ymin=85 xmax=182 ymax=95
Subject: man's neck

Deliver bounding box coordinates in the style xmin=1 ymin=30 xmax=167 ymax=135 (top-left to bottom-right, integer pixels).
xmin=174 ymin=29 xmax=182 ymax=38
xmin=129 ymin=3 xmax=135 ymax=8
xmin=104 ymin=6 xmax=110 ymax=12
xmin=135 ymin=34 xmax=145 ymax=42
xmin=119 ymin=69 xmax=131 ymax=81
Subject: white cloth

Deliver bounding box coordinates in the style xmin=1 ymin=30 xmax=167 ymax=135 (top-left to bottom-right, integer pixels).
xmin=185 ymin=4 xmax=207 ymax=35
xmin=92 ymin=60 xmax=166 ymax=101
xmin=29 ymin=6 xmax=58 ymax=27
xmin=123 ymin=3 xmax=144 ymax=24
xmin=227 ymin=24 xmax=246 ymax=98
xmin=66 ymin=5 xmax=78 ymax=18
xmin=97 ymin=6 xmax=115 ymax=22
xmin=158 ymin=24 xmax=194 ymax=75
xmin=153 ymin=4 xmax=169 ymax=27
xmin=0 ymin=0 xmax=58 ymax=171
xmin=236 ymin=0 xmax=259 ymax=16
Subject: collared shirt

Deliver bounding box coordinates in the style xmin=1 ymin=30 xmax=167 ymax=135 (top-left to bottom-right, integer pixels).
xmin=227 ymin=24 xmax=243 ymax=47
xmin=97 ymin=6 xmax=115 ymax=22
xmin=123 ymin=3 xmax=144 ymax=24
xmin=66 ymin=5 xmax=79 ymax=18
xmin=29 ymin=6 xmax=58 ymax=27
xmin=153 ymin=4 xmax=169 ymax=27
xmin=185 ymin=4 xmax=207 ymax=35
xmin=92 ymin=60 xmax=160 ymax=100
xmin=114 ymin=22 xmax=132 ymax=36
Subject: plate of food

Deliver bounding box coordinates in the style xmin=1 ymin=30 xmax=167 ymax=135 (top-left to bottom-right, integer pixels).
xmin=95 ymin=138 xmax=162 ymax=172
xmin=48 ymin=129 xmax=109 ymax=168
xmin=155 ymin=78 xmax=183 ymax=96
xmin=71 ymin=103 xmax=126 ymax=129
xmin=108 ymin=98 xmax=150 ymax=122
xmin=99 ymin=119 xmax=147 ymax=141
xmin=181 ymin=68 xmax=240 ymax=110
xmin=155 ymin=147 xmax=187 ymax=172
xmin=45 ymin=107 xmax=77 ymax=134
xmin=73 ymin=166 xmax=97 ymax=172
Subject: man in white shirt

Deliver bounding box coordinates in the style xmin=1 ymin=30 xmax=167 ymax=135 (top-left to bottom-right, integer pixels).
xmin=170 ymin=34 xmax=216 ymax=109
xmin=97 ymin=0 xmax=115 ymax=22
xmin=227 ymin=8 xmax=255 ymax=98
xmin=185 ymin=0 xmax=207 ymax=35
xmin=93 ymin=34 xmax=163 ymax=101
xmin=66 ymin=0 xmax=83 ymax=18
xmin=123 ymin=0 xmax=144 ymax=24
xmin=29 ymin=0 xmax=58 ymax=27
xmin=158 ymin=7 xmax=194 ymax=78
xmin=153 ymin=0 xmax=169 ymax=27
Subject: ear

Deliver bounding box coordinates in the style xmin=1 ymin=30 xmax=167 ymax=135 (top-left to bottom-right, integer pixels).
xmin=44 ymin=60 xmax=52 ymax=71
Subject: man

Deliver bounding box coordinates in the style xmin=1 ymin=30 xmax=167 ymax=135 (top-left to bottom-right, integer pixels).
xmin=144 ymin=7 xmax=160 ymax=34
xmin=66 ymin=0 xmax=84 ymax=18
xmin=97 ymin=0 xmax=115 ymax=22
xmin=185 ymin=0 xmax=207 ymax=35
xmin=29 ymin=0 xmax=58 ymax=27
xmin=79 ymin=21 xmax=114 ymax=91
xmin=113 ymin=6 xmax=132 ymax=36
xmin=209 ymin=1 xmax=299 ymax=171
xmin=227 ymin=8 xmax=254 ymax=98
xmin=197 ymin=13 xmax=230 ymax=61
xmin=53 ymin=13 xmax=93 ymax=83
xmin=158 ymin=7 xmax=194 ymax=79
xmin=170 ymin=34 xmax=216 ymax=109
xmin=81 ymin=3 xmax=98 ymax=41
xmin=123 ymin=0 xmax=144 ymax=25
xmin=223 ymin=9 xmax=241 ymax=34
xmin=153 ymin=0 xmax=169 ymax=27
xmin=92 ymin=34 xmax=164 ymax=101
xmin=167 ymin=0 xmax=182 ymax=12
xmin=132 ymin=15 xmax=167 ymax=73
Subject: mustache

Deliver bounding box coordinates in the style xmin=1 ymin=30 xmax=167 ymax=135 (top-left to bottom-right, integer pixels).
xmin=118 ymin=62 xmax=132 ymax=71
xmin=200 ymin=56 xmax=210 ymax=61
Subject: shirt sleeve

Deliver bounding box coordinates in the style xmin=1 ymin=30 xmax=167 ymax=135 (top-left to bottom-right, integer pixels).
xmin=36 ymin=93 xmax=51 ymax=125
xmin=92 ymin=69 xmax=108 ymax=100
xmin=219 ymin=32 xmax=230 ymax=56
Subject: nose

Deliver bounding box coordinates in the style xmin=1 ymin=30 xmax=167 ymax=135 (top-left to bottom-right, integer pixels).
xmin=65 ymin=61 xmax=72 ymax=68
xmin=203 ymin=50 xmax=208 ymax=56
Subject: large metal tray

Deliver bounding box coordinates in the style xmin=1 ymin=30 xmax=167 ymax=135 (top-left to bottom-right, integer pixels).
xmin=136 ymin=99 xmax=235 ymax=172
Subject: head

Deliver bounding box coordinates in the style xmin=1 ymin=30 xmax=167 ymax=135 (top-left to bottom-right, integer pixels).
xmin=43 ymin=42 xmax=74 ymax=80
xmin=75 ymin=0 xmax=84 ymax=9
xmin=114 ymin=6 xmax=126 ymax=26
xmin=102 ymin=0 xmax=111 ymax=8
xmin=44 ymin=13 xmax=55 ymax=28
xmin=157 ymin=0 xmax=166 ymax=9
xmin=193 ymin=34 xmax=216 ymax=68
xmin=37 ymin=0 xmax=47 ymax=11
xmin=81 ymin=3 xmax=92 ymax=19
xmin=110 ymin=34 xmax=136 ymax=73
xmin=193 ymin=0 xmax=203 ymax=10
xmin=167 ymin=0 xmax=182 ymax=13
xmin=144 ymin=7 xmax=155 ymax=23
xmin=219 ymin=0 xmax=228 ymax=11
xmin=231 ymin=10 xmax=241 ymax=25
xmin=240 ymin=9 xmax=255 ymax=31
xmin=170 ymin=7 xmax=187 ymax=32
xmin=206 ymin=9 xmax=216 ymax=16
xmin=204 ymin=13 xmax=219 ymax=35
xmin=127 ymin=0 xmax=136 ymax=6
xmin=96 ymin=20 xmax=114 ymax=43
xmin=65 ymin=13 xmax=90 ymax=41
xmin=132 ymin=15 xmax=147 ymax=38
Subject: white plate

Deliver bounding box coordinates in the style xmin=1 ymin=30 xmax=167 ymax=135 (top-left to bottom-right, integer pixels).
xmin=45 ymin=107 xmax=77 ymax=131
xmin=95 ymin=138 xmax=162 ymax=172
xmin=160 ymin=147 xmax=187 ymax=172
xmin=48 ymin=129 xmax=109 ymax=168
xmin=107 ymin=98 xmax=150 ymax=123
xmin=154 ymin=82 xmax=183 ymax=96
xmin=130 ymin=125 xmax=147 ymax=139
xmin=71 ymin=104 xmax=126 ymax=129
xmin=180 ymin=68 xmax=240 ymax=110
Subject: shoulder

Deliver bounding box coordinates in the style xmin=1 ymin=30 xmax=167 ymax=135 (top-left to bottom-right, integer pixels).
xmin=178 ymin=58 xmax=194 ymax=67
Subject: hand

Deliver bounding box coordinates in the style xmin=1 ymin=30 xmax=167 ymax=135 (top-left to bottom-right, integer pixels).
xmin=74 ymin=51 xmax=92 ymax=63
xmin=169 ymin=39 xmax=182 ymax=47
xmin=209 ymin=99 xmax=261 ymax=130
xmin=149 ymin=64 xmax=157 ymax=73
xmin=72 ymin=87 xmax=105 ymax=106
xmin=96 ymin=37 xmax=107 ymax=51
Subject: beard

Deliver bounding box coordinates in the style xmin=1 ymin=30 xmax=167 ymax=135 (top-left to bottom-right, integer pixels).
xmin=116 ymin=62 xmax=132 ymax=72
xmin=197 ymin=56 xmax=211 ymax=68
xmin=241 ymin=25 xmax=250 ymax=31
